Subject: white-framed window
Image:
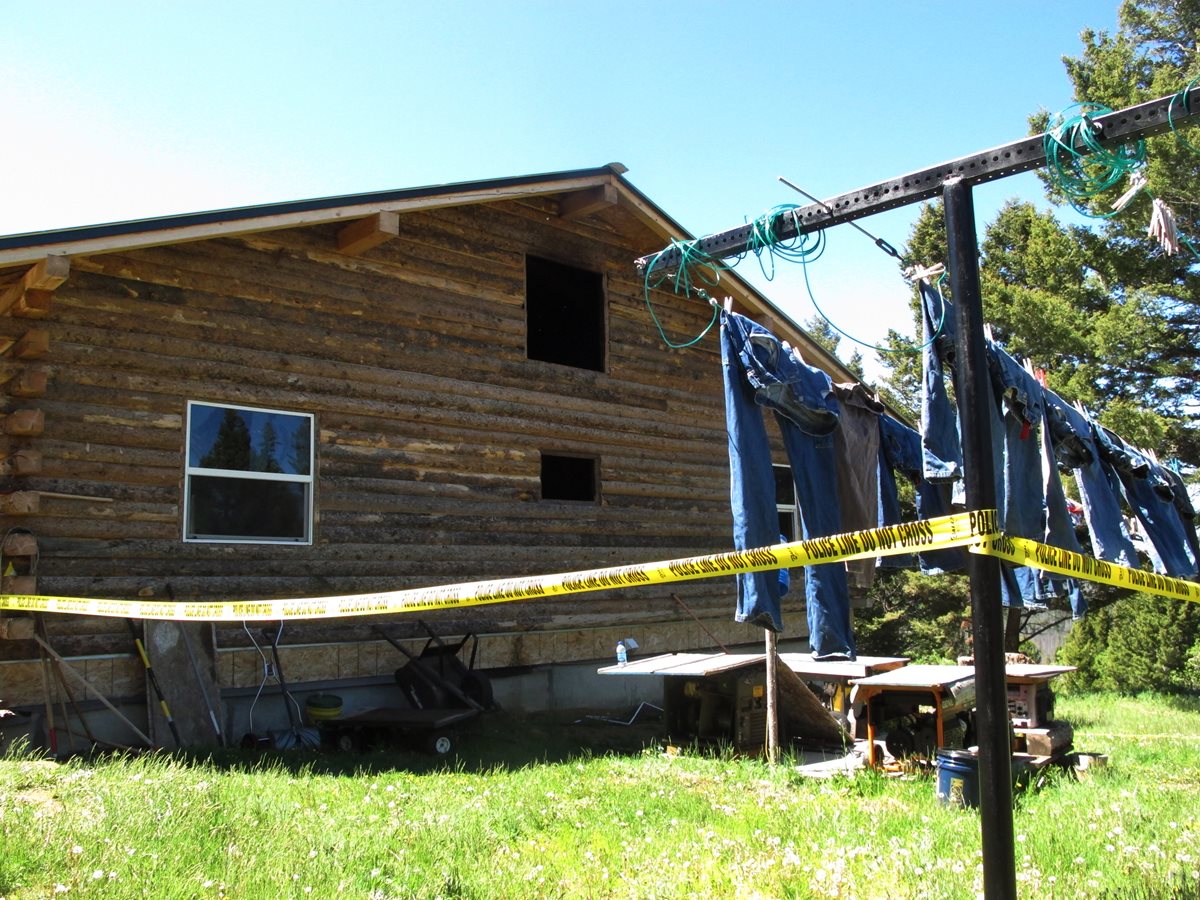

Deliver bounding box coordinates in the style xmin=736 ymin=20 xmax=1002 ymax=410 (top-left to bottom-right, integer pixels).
xmin=774 ymin=464 xmax=799 ymax=541
xmin=184 ymin=401 xmax=315 ymax=544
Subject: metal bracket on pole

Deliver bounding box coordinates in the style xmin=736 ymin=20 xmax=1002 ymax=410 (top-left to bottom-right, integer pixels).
xmin=634 ymin=86 xmax=1200 ymax=275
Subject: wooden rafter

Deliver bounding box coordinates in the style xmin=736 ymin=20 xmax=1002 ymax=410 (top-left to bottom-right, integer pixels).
xmin=559 ymin=184 xmax=619 ymax=221
xmin=0 ymin=256 xmax=69 ymax=317
xmin=336 ymin=211 xmax=400 ymax=256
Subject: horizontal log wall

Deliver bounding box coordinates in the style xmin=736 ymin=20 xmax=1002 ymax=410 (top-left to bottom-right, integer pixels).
xmin=1 ymin=196 xmax=810 ymax=703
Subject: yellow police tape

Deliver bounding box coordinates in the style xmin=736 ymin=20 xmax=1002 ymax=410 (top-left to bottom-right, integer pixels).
xmin=0 ymin=510 xmax=998 ymax=622
xmin=972 ymin=533 xmax=1200 ymax=604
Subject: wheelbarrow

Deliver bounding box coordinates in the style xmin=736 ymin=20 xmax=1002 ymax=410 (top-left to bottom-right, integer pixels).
xmin=315 ymin=623 xmax=494 ymax=754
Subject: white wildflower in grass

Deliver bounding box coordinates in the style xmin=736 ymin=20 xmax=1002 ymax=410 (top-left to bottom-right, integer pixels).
xmin=70 ymin=845 xmax=83 ymax=855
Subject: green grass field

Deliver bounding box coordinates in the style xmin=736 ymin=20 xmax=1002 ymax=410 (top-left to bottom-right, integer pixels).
xmin=2 ymin=693 xmax=1198 ymax=898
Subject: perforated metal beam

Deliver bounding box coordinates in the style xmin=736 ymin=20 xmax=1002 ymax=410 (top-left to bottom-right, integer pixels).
xmin=635 ymin=86 xmax=1200 ymax=273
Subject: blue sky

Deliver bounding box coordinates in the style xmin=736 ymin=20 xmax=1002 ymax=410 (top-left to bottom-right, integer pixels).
xmin=2 ymin=1 xmax=1121 ymax=377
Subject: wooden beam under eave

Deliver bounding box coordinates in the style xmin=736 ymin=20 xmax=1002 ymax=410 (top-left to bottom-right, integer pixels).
xmin=25 ymin=256 xmax=70 ymax=290
xmin=0 ymin=256 xmax=69 ymax=316
xmin=12 ymin=288 xmax=53 ymax=318
xmin=336 ymin=211 xmax=401 ymax=256
xmin=559 ymin=184 xmax=619 ymax=221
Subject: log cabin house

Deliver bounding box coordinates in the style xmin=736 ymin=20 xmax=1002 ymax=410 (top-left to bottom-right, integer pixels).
xmin=0 ymin=163 xmax=861 ymax=747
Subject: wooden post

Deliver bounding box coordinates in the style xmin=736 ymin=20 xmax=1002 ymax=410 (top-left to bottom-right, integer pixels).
xmin=765 ymin=629 xmax=779 ymax=764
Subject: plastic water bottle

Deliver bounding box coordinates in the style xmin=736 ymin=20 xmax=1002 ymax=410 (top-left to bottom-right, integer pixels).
xmin=615 ymin=641 xmax=628 ymax=667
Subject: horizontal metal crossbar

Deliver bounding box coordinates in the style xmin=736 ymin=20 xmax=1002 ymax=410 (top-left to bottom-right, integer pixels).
xmin=635 ymin=87 xmax=1200 ymax=273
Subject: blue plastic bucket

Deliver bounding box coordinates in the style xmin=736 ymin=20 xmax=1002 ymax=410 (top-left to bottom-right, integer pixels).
xmin=936 ymin=750 xmax=979 ymax=807
xmin=935 ymin=750 xmax=1030 ymax=807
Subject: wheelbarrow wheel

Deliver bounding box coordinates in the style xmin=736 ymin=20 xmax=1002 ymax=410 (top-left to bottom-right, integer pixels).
xmin=426 ymin=732 xmax=453 ymax=755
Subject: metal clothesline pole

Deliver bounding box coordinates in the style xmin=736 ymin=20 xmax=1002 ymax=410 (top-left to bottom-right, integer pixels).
xmin=944 ymin=178 xmax=1015 ymax=899
xmin=634 ymin=86 xmax=1200 ymax=275
xmin=632 ymin=86 xmax=1200 ymax=900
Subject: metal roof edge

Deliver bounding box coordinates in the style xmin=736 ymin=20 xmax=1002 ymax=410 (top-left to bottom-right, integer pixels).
xmin=0 ymin=163 xmax=630 ymax=257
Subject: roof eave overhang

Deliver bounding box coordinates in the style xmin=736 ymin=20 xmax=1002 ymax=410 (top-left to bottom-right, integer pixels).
xmin=0 ymin=162 xmax=855 ymax=384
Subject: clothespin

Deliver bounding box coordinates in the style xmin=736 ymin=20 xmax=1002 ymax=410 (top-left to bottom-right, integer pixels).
xmin=903 ymin=262 xmax=946 ymax=283
xmin=1149 ymin=198 xmax=1181 ymax=255
xmin=723 ymin=296 xmax=733 ymax=313
xmin=1111 ymin=171 xmax=1148 ymax=212
xmin=984 ymin=323 xmax=995 ymax=342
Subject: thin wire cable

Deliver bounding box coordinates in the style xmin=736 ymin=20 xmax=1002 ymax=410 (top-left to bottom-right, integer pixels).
xmin=778 ymin=177 xmax=903 ymax=261
xmin=796 ymin=251 xmax=947 ymax=355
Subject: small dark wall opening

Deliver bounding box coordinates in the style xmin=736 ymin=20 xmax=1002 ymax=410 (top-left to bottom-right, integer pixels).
xmin=526 ymin=255 xmax=606 ymax=372
xmin=540 ymin=453 xmax=598 ymax=502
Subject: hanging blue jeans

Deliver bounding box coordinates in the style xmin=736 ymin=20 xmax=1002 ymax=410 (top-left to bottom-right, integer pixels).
xmin=1095 ymin=426 xmax=1197 ymax=578
xmin=987 ymin=344 xmax=1048 ymax=542
xmin=1163 ymin=466 xmax=1200 ymax=570
xmin=1037 ymin=395 xmax=1087 ymax=617
xmin=878 ymin=413 xmax=966 ymax=575
xmin=1042 ymin=391 xmax=1138 ymax=568
xmin=919 ymin=281 xmax=962 ymax=484
xmin=721 ymin=312 xmax=855 ymax=658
